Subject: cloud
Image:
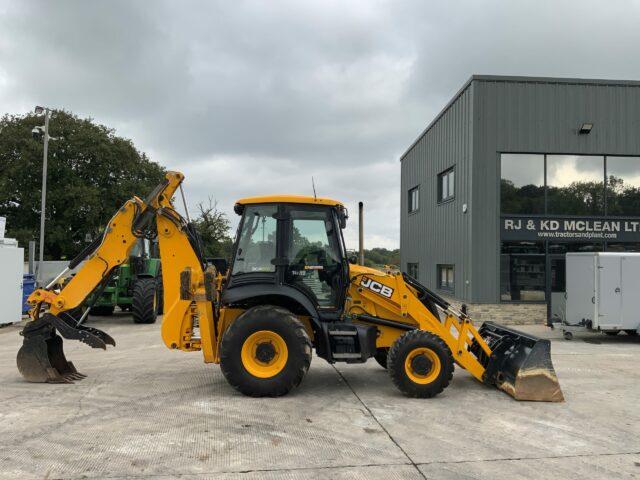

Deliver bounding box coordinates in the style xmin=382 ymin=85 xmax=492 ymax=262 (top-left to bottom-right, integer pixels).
xmin=2 ymin=0 xmax=640 ymax=249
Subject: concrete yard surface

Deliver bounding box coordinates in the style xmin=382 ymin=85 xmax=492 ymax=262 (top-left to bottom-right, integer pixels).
xmin=1 ymin=315 xmax=639 ymax=480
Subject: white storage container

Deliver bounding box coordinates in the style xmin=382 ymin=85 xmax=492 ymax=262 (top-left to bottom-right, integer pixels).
xmin=565 ymin=252 xmax=640 ymax=334
xmin=0 ymin=238 xmax=24 ymax=325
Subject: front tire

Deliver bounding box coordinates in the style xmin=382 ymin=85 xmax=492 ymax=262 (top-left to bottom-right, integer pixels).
xmin=388 ymin=330 xmax=454 ymax=398
xmin=132 ymin=278 xmax=158 ymax=324
xmin=220 ymin=305 xmax=312 ymax=397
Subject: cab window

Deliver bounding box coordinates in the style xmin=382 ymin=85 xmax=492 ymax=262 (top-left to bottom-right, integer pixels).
xmin=232 ymin=205 xmax=278 ymax=274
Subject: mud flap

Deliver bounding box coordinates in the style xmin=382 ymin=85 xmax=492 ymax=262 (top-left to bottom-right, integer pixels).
xmin=473 ymin=322 xmax=564 ymax=402
xmin=17 ymin=313 xmax=115 ymax=383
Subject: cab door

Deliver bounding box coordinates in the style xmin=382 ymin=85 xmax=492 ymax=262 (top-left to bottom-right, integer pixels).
xmin=227 ymin=204 xmax=279 ymax=288
xmin=282 ymin=205 xmax=347 ymax=318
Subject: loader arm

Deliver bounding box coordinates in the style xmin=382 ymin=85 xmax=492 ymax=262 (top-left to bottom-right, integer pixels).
xmin=346 ymin=266 xmax=564 ymax=402
xmin=18 ymin=171 xmax=218 ymax=383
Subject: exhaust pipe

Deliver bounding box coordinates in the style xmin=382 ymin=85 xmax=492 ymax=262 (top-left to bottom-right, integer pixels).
xmin=358 ymin=201 xmax=364 ymax=266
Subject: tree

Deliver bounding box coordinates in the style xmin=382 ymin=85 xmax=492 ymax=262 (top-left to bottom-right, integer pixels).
xmin=606 ymin=175 xmax=640 ymax=216
xmin=364 ymin=248 xmax=400 ymax=268
xmin=0 ymin=110 xmax=166 ymax=259
xmin=192 ymin=197 xmax=233 ymax=259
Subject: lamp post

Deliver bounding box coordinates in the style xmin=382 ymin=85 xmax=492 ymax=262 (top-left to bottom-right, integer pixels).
xmin=34 ymin=106 xmax=50 ymax=286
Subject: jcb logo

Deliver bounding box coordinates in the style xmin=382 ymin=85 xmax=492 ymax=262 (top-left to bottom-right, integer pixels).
xmin=360 ymin=277 xmax=394 ymax=298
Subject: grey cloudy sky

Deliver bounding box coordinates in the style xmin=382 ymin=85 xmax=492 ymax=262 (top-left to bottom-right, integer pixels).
xmin=2 ymin=0 xmax=640 ymax=248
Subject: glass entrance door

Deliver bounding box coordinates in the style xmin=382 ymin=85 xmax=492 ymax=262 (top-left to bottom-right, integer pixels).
xmin=547 ymin=255 xmax=566 ymax=324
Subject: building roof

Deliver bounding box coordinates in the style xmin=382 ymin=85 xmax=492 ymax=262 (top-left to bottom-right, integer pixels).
xmin=399 ymin=74 xmax=640 ymax=161
xmin=235 ymin=194 xmax=344 ymax=207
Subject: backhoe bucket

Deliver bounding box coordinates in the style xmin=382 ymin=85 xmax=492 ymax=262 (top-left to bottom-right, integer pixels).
xmin=17 ymin=313 xmax=115 ymax=383
xmin=474 ymin=322 xmax=564 ymax=402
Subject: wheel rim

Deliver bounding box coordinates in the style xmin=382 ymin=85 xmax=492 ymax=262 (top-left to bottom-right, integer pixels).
xmin=404 ymin=347 xmax=441 ymax=384
xmin=241 ymin=330 xmax=288 ymax=378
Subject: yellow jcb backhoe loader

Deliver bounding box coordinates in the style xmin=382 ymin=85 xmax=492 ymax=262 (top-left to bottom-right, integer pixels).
xmin=17 ymin=171 xmax=563 ymax=401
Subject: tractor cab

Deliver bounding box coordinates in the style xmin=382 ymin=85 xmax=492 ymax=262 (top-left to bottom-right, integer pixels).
xmin=225 ymin=196 xmax=350 ymax=322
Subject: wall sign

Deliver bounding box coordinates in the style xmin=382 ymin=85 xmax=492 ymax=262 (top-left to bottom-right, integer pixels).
xmin=501 ymin=216 xmax=640 ymax=242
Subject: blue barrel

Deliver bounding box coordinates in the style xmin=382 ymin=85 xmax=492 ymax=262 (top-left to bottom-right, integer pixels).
xmin=22 ymin=274 xmax=36 ymax=314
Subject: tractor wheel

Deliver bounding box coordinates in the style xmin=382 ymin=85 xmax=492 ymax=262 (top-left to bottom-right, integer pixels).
xmin=220 ymin=305 xmax=312 ymax=397
xmin=91 ymin=305 xmax=115 ymax=316
xmin=132 ymin=278 xmax=159 ymax=324
xmin=604 ymin=330 xmax=620 ymax=336
xmin=388 ymin=330 xmax=454 ymax=398
xmin=374 ymin=348 xmax=389 ymax=369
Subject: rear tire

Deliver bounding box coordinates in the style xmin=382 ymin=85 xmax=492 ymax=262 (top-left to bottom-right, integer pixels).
xmin=220 ymin=305 xmax=312 ymax=397
xmin=374 ymin=348 xmax=389 ymax=369
xmin=388 ymin=330 xmax=454 ymax=398
xmin=604 ymin=330 xmax=620 ymax=336
xmin=90 ymin=305 xmax=114 ymax=316
xmin=132 ymin=278 xmax=158 ymax=324
xmin=624 ymin=330 xmax=638 ymax=336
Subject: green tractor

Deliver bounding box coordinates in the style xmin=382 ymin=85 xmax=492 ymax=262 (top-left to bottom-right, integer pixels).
xmin=88 ymin=238 xmax=163 ymax=323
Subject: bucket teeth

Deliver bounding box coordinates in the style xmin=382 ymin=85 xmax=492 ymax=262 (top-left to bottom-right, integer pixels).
xmin=16 ymin=313 xmax=113 ymax=384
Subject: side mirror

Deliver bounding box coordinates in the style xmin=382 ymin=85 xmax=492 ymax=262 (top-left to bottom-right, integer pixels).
xmin=348 ymin=255 xmax=358 ymax=265
xmin=338 ymin=207 xmax=348 ymax=229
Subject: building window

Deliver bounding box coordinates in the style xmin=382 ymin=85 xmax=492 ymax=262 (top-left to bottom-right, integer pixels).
xmin=500 ymin=154 xmax=544 ymax=214
xmin=437 ymin=264 xmax=454 ymax=292
xmin=408 ymin=186 xmax=419 ymax=213
xmin=547 ymin=155 xmax=604 ymax=215
xmin=407 ymin=262 xmax=419 ymax=279
xmin=606 ymin=156 xmax=640 ymax=216
xmin=438 ymin=168 xmax=455 ymax=203
xmin=500 ymin=153 xmax=608 ymax=215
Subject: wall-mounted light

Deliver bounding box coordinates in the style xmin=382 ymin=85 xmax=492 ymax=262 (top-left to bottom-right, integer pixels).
xmin=579 ymin=123 xmax=593 ymax=134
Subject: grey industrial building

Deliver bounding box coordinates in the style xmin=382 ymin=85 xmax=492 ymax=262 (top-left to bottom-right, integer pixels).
xmin=400 ymin=75 xmax=640 ymax=323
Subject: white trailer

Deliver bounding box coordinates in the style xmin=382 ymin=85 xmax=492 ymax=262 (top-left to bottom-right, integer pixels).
xmin=0 ymin=238 xmax=24 ymax=326
xmin=561 ymin=252 xmax=640 ymax=340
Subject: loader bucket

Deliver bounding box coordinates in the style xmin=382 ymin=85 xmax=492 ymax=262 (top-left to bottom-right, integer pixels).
xmin=474 ymin=322 xmax=564 ymax=402
xmin=17 ymin=313 xmax=115 ymax=383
